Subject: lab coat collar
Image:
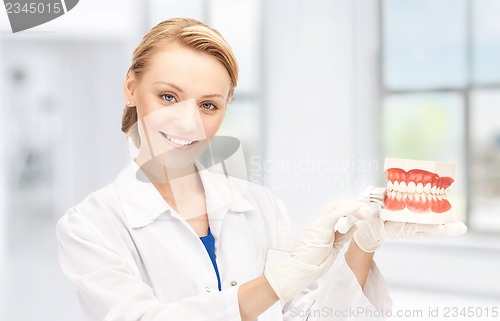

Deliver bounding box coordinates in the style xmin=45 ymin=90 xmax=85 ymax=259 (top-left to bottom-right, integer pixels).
xmin=114 ymin=160 xmax=255 ymax=228
xmin=196 ymin=161 xmax=255 ymax=220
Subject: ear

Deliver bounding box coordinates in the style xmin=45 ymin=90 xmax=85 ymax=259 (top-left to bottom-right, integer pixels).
xmin=123 ymin=72 xmax=137 ymax=105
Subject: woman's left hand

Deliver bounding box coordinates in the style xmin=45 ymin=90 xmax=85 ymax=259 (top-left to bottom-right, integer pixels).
xmin=353 ymin=215 xmax=468 ymax=253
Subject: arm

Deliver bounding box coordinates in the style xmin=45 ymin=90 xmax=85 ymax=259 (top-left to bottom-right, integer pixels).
xmin=57 ymin=211 xmax=279 ymax=321
xmin=238 ymin=276 xmax=279 ymax=321
xmin=280 ymin=217 xmax=391 ymax=320
xmin=343 ymin=232 xmax=374 ymax=289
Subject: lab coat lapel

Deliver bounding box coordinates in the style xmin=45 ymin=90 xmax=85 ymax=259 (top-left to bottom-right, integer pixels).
xmin=197 ymin=166 xmax=259 ymax=287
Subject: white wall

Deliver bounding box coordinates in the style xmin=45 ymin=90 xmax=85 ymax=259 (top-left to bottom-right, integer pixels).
xmin=55 ymin=41 xmax=132 ymax=215
xmin=0 ymin=39 xmax=5 ymax=270
xmin=262 ymin=0 xmax=380 ymax=230
xmin=0 ymin=2 xmax=142 ymax=319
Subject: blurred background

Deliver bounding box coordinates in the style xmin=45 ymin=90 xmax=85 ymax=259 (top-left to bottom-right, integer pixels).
xmin=0 ymin=0 xmax=499 ymax=320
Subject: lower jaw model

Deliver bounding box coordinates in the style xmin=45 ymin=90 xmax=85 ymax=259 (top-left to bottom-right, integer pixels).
xmin=379 ymin=158 xmax=456 ymax=224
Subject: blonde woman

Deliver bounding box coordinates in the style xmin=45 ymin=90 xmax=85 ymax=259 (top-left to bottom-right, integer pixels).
xmin=56 ymin=18 xmax=465 ymax=321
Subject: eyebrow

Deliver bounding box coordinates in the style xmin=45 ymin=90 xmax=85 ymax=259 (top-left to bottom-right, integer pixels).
xmin=153 ymin=81 xmax=184 ymax=93
xmin=153 ymin=81 xmax=226 ymax=100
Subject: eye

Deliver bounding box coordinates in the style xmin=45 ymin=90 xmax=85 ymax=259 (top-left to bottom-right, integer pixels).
xmin=201 ymin=102 xmax=217 ymax=111
xmin=161 ymin=93 xmax=176 ymax=102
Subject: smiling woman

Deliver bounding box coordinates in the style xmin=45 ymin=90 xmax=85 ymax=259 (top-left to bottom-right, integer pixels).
xmin=54 ymin=17 xmax=465 ymax=321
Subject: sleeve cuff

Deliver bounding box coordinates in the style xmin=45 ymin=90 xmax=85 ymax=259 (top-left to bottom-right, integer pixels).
xmin=224 ymin=285 xmax=242 ymax=321
xmin=295 ymin=255 xmax=393 ymax=320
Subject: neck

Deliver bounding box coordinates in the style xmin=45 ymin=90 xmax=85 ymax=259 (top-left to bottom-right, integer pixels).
xmin=135 ymin=156 xmax=205 ymax=211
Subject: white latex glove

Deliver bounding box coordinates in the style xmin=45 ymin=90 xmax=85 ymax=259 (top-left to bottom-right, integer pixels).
xmin=264 ymin=199 xmax=378 ymax=303
xmin=353 ymin=215 xmax=468 ymax=253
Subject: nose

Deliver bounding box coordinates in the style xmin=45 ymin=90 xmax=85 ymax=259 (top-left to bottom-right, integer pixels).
xmin=172 ymin=99 xmax=203 ymax=134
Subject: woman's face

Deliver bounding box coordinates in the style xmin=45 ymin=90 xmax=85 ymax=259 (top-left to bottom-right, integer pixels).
xmin=124 ymin=41 xmax=231 ymax=169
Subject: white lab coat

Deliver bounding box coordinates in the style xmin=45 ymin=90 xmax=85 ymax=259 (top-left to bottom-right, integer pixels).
xmin=56 ymin=160 xmax=392 ymax=321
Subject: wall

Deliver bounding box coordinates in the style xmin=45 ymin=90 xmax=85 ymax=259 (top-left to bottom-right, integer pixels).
xmin=262 ymin=0 xmax=380 ymax=230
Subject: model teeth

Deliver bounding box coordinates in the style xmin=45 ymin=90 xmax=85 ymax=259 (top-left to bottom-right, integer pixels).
xmin=166 ymin=135 xmax=193 ymax=146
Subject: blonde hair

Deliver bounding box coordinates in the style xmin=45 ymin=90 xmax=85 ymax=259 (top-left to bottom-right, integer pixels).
xmin=121 ymin=18 xmax=239 ymax=147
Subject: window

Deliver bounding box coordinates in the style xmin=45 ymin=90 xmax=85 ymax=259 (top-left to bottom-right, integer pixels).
xmin=382 ymin=0 xmax=500 ymax=232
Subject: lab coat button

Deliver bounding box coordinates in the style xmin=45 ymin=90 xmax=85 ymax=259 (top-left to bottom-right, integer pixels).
xmin=205 ymin=286 xmax=211 ymax=293
xmin=230 ymin=280 xmax=238 ymax=286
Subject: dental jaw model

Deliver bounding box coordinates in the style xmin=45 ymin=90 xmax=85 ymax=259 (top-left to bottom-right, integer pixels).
xmin=379 ymin=158 xmax=455 ymax=224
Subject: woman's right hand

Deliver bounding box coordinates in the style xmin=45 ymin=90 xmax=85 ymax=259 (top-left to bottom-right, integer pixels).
xmin=263 ymin=198 xmax=378 ymax=303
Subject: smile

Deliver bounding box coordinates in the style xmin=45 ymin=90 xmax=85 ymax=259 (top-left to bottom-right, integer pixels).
xmin=159 ymin=132 xmax=197 ymax=147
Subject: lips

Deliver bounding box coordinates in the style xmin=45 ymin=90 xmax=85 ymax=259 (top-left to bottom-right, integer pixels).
xmin=385 ymin=168 xmax=454 ymax=213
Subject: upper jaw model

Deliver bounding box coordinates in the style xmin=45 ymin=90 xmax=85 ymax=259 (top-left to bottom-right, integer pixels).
xmin=379 ymin=158 xmax=456 ymax=224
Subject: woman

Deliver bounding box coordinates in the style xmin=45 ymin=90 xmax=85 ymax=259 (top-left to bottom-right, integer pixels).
xmin=56 ymin=18 xmax=466 ymax=321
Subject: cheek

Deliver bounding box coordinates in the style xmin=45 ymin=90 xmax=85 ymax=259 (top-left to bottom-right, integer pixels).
xmin=202 ymin=113 xmax=225 ymax=137
xmin=137 ymin=106 xmax=155 ymax=120
xmin=135 ymin=92 xmax=158 ymax=119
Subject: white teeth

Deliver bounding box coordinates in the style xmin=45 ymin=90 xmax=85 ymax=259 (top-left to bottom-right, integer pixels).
xmin=385 ymin=179 xmax=450 ymax=202
xmin=166 ymin=135 xmax=193 ymax=146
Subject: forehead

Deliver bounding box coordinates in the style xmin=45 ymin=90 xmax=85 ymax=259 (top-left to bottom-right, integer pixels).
xmin=142 ymin=42 xmax=231 ymax=96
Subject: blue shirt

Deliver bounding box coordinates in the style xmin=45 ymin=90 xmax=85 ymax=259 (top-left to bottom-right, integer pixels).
xmin=199 ymin=228 xmax=222 ymax=291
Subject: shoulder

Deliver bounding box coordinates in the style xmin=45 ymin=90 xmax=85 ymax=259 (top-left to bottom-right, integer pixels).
xmin=62 ymin=182 xmax=121 ymax=219
xmin=56 ymin=161 xmax=138 ymax=235
xmin=243 ymin=181 xmax=288 ymax=216
xmin=238 ymin=180 xmax=294 ymax=247
xmin=56 ymin=182 xmax=123 ymax=239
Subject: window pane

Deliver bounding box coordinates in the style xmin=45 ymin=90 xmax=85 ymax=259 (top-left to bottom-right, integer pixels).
xmin=209 ymin=0 xmax=260 ymax=93
xmin=383 ymin=0 xmax=467 ymax=89
xmin=382 ymin=93 xmax=466 ymax=221
xmin=470 ymin=90 xmax=500 ymax=232
xmin=217 ymin=100 xmax=262 ymax=181
xmin=473 ymin=0 xmax=500 ymax=84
